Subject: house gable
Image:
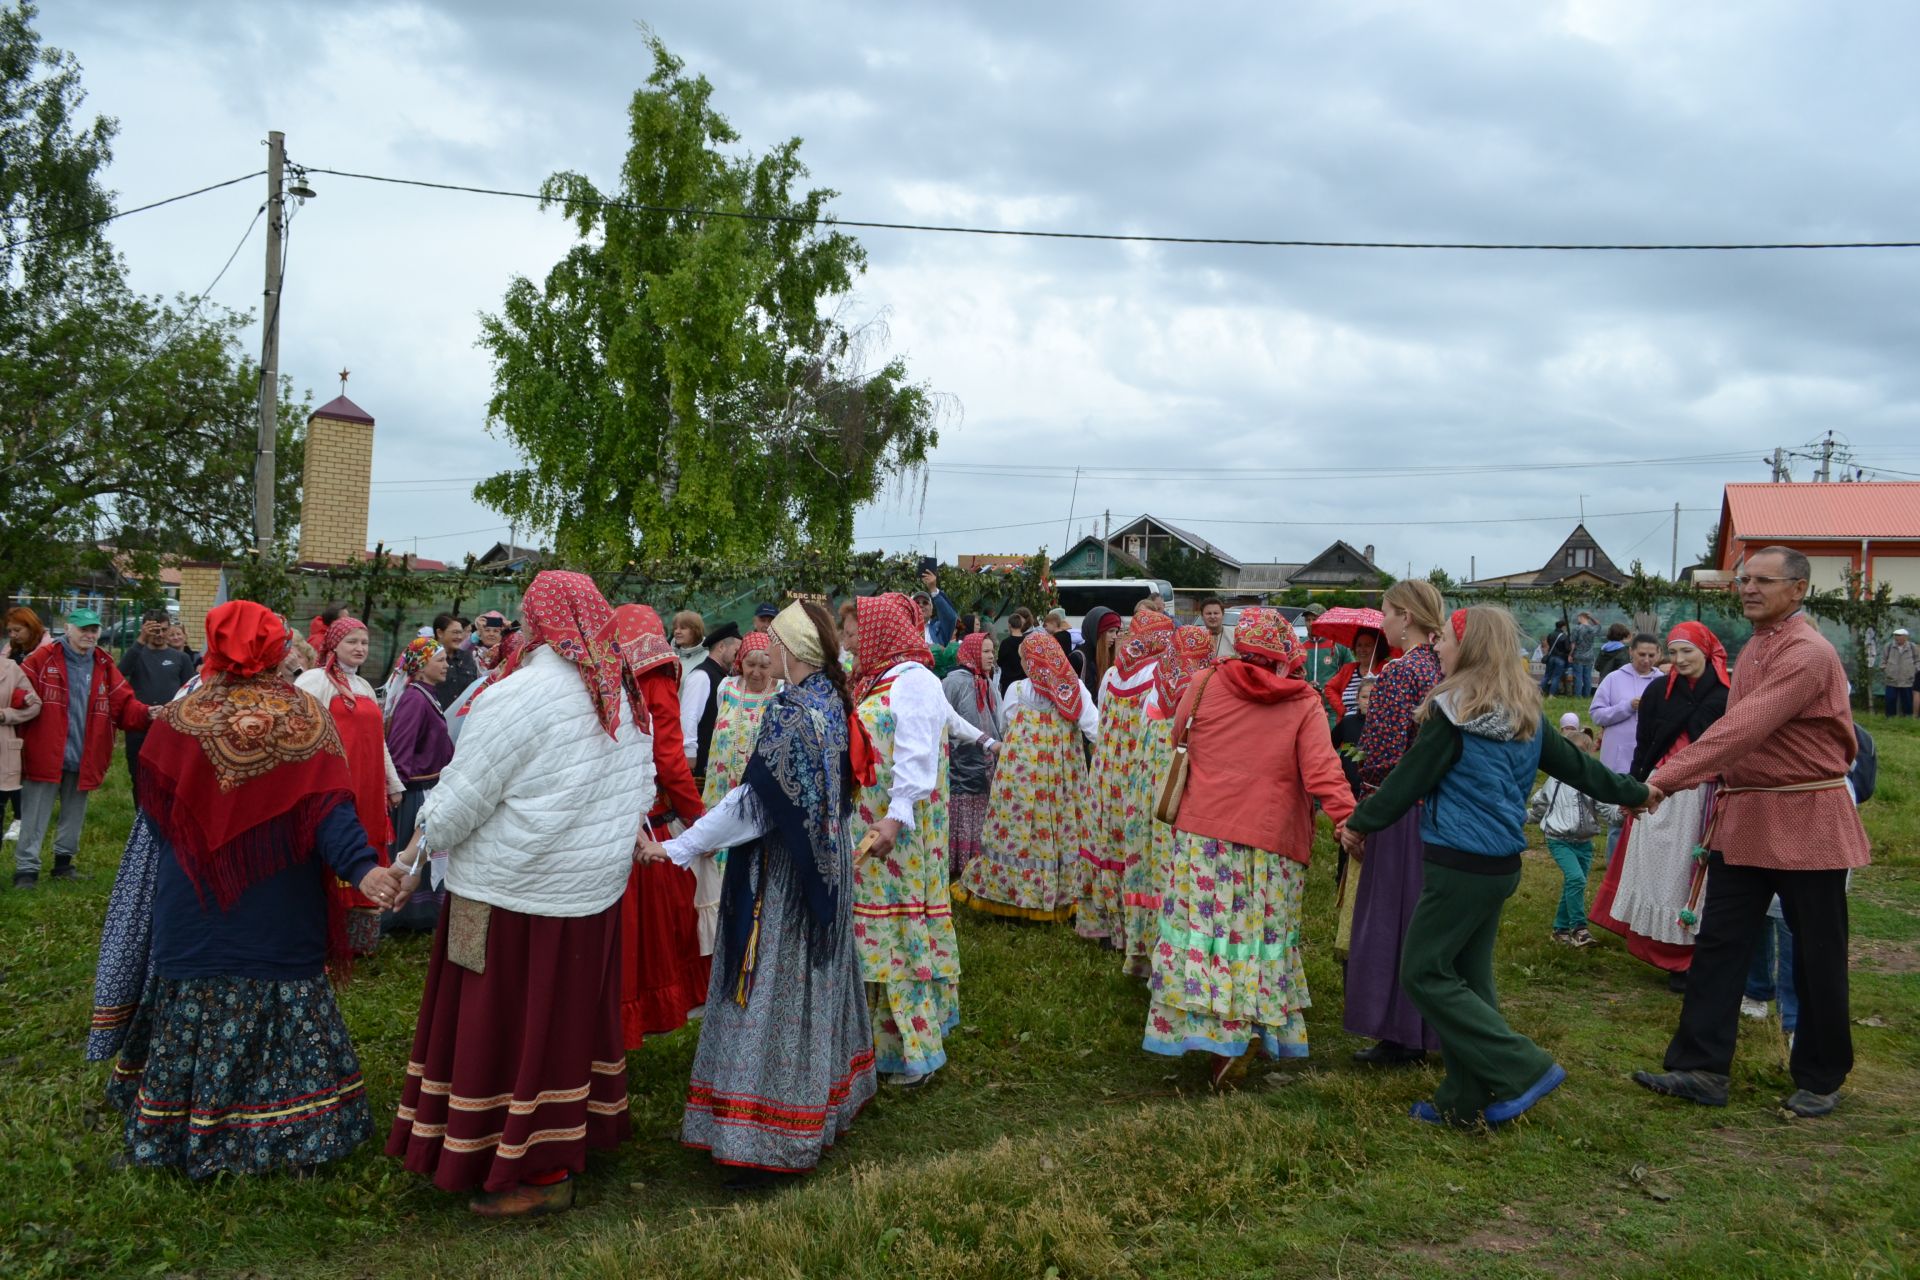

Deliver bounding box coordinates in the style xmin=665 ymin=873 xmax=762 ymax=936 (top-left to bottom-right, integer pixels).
xmin=1289 ymin=540 xmax=1383 ymax=587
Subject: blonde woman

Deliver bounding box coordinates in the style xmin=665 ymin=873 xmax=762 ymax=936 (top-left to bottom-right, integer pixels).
xmin=672 ymin=610 xmax=708 ymax=678
xmin=1343 ymin=607 xmax=1645 ymax=1125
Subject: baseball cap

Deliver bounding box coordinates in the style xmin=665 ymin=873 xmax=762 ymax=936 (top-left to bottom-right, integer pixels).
xmin=67 ymin=608 xmax=103 ymax=629
xmin=1303 ymin=602 xmax=1328 ymax=618
xmin=755 ymin=602 xmax=778 ymax=618
xmin=1558 ymin=712 xmax=1581 ymax=730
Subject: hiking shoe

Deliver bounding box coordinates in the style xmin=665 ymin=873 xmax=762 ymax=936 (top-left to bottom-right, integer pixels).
xmin=1486 ymin=1063 xmax=1568 ymax=1125
xmin=12 ymin=871 xmax=36 ymax=889
xmin=51 ymin=859 xmax=80 ymax=881
xmin=1632 ymin=1068 xmax=1729 ymax=1106
xmin=1550 ymin=929 xmax=1573 ymax=946
xmin=1566 ymin=927 xmax=1594 ymax=948
xmin=1782 ymin=1089 xmax=1839 ymax=1118
xmin=468 ymin=1176 xmax=574 ymax=1218
xmin=1740 ymin=998 xmax=1770 ymax=1020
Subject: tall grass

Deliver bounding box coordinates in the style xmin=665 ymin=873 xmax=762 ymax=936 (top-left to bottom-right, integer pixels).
xmin=2 ymin=702 xmax=1915 ymax=1278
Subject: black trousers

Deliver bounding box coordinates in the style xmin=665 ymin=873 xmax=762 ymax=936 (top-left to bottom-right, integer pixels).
xmin=124 ymin=729 xmax=147 ymax=795
xmin=1664 ymin=852 xmax=1853 ymax=1095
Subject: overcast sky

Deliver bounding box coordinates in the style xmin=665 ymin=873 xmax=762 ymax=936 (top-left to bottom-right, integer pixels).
xmin=41 ymin=1 xmax=1920 ymax=581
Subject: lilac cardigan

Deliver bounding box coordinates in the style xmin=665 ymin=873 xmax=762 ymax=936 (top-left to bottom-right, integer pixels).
xmin=1588 ymin=666 xmax=1660 ymax=775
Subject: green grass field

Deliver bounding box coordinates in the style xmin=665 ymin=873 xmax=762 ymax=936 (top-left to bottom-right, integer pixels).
xmin=3 ymin=698 xmax=1916 ymax=1279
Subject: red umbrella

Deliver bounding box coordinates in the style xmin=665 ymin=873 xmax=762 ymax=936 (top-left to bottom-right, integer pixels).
xmin=1308 ymin=606 xmax=1388 ymax=648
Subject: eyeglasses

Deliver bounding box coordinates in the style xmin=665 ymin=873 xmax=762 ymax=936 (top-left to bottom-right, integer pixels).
xmin=1733 ymin=574 xmax=1804 ymax=587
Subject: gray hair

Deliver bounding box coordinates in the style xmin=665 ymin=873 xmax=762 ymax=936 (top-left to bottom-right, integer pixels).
xmin=1751 ymin=545 xmax=1811 ymax=582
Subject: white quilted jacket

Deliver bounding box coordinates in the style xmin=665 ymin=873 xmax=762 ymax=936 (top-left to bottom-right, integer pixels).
xmin=419 ymin=646 xmax=656 ymax=917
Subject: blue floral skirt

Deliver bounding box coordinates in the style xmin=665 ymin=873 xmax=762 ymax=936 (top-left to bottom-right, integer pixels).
xmin=107 ymin=974 xmax=373 ymax=1179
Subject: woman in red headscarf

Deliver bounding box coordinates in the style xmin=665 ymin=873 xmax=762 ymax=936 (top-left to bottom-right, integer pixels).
xmin=106 ymin=600 xmax=394 ymax=1178
xmin=1126 ymin=623 xmax=1215 ymax=977
xmin=845 ymin=593 xmax=993 ymax=1086
xmin=295 ymin=615 xmax=402 ymax=954
xmin=957 ymin=628 xmax=1099 ymax=925
xmin=1143 ymin=607 xmax=1354 ymax=1086
xmin=386 ymin=571 xmax=653 ymax=1218
xmin=1590 ymin=621 xmax=1730 ymax=979
xmin=609 ymin=603 xmax=711 ymax=1050
xmin=940 ymin=631 xmax=1004 ymax=879
xmin=1076 ymin=609 xmax=1175 ymax=951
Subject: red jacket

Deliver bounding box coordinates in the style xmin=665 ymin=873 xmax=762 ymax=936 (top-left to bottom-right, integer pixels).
xmin=638 ymin=670 xmax=706 ymax=827
xmin=1171 ymin=669 xmax=1355 ymax=861
xmin=20 ymin=643 xmax=151 ymax=790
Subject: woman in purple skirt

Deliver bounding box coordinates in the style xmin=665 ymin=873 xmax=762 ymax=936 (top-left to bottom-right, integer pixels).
xmin=1344 ymin=579 xmax=1447 ymax=1064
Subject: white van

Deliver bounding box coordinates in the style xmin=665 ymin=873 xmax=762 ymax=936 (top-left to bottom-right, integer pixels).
xmin=1053 ymin=579 xmax=1176 ymax=631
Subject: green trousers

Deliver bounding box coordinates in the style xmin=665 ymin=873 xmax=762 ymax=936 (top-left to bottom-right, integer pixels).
xmin=1400 ymin=860 xmax=1555 ymax=1119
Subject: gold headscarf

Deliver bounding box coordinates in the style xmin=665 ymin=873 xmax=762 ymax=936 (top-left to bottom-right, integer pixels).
xmin=769 ymin=601 xmax=825 ymax=668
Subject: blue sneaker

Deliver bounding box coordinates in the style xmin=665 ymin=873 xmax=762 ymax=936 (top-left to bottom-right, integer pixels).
xmin=1409 ymin=1100 xmax=1444 ymax=1125
xmin=1486 ymin=1063 xmax=1568 ymax=1125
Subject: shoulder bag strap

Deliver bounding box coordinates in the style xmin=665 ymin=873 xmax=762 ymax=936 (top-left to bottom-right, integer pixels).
xmin=1172 ymin=669 xmax=1216 ymax=750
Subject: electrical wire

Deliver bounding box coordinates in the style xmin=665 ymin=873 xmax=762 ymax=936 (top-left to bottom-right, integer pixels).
xmin=309 ymin=167 xmax=1920 ymax=252
xmin=0 ymin=171 xmax=264 ymax=254
xmin=854 ymin=506 xmax=1715 ymax=542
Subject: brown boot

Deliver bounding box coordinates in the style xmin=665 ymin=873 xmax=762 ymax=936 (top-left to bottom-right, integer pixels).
xmin=468 ymin=1176 xmax=575 ymax=1219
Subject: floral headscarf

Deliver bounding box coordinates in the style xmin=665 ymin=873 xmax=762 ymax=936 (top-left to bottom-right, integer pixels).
xmin=956 ymin=631 xmax=994 ymax=714
xmin=1019 ymin=628 xmax=1084 ymax=721
xmin=383 ymin=636 xmax=444 ymax=726
xmin=851 ymin=593 xmax=932 ymax=704
xmin=612 ymin=604 xmax=679 ymax=682
xmin=517 ymin=571 xmax=626 ymax=739
xmin=1153 ymin=624 xmax=1216 ymax=713
xmin=1230 ymin=606 xmax=1305 ymax=675
xmin=318 ymin=615 xmax=369 ymax=708
xmin=1114 ymin=608 xmax=1175 ymax=680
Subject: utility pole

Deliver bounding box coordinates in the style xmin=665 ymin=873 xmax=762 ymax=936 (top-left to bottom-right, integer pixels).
xmin=253 ymin=130 xmax=286 ymax=553
xmin=1670 ymin=502 xmax=1680 ymax=580
xmin=1816 ymin=431 xmax=1835 ymax=483
xmin=1101 ymin=510 xmax=1110 ymax=576
xmin=1062 ymin=468 xmax=1081 ymax=560
xmin=1770 ymin=446 xmax=1787 ymax=482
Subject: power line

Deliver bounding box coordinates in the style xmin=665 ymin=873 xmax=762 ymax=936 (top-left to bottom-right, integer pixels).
xmin=0 ymin=171 xmax=264 ymax=254
xmin=858 ymin=506 xmax=1716 ymax=542
xmin=310 ymin=166 xmax=1920 ymax=252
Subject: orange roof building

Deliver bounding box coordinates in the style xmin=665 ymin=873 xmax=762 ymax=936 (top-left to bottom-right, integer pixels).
xmin=1715 ymin=481 xmax=1920 ymax=597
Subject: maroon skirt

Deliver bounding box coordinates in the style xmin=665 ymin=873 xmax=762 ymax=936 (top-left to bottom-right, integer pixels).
xmin=385 ymin=899 xmax=632 ymax=1193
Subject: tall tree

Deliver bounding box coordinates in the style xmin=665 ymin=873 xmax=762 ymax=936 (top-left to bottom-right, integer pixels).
xmin=1148 ymin=544 xmax=1223 ymax=590
xmin=0 ymin=3 xmax=302 ymax=595
xmin=477 ymin=36 xmax=944 ymax=568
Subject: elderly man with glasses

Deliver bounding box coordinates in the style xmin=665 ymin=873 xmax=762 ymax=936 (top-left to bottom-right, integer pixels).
xmin=1632 ymin=547 xmax=1870 ymax=1119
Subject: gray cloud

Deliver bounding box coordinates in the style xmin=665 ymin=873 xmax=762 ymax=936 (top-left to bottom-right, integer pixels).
xmin=37 ymin=0 xmax=1920 ymax=582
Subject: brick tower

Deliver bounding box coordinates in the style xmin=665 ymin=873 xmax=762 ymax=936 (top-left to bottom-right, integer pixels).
xmin=298 ymin=391 xmax=375 ymax=565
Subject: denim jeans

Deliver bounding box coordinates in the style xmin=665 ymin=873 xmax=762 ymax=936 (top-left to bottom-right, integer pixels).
xmin=1744 ymin=906 xmax=1799 ymax=1032
xmin=1886 ymin=685 xmax=1915 ymax=718
xmin=1572 ymin=664 xmax=1594 ymax=698
xmin=1540 ymin=656 xmax=1569 ymax=695
xmin=1545 ymin=838 xmax=1593 ymax=931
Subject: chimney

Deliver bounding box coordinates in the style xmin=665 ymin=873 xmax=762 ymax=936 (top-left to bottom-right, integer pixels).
xmin=298 ymin=392 xmax=376 ymax=566
xmin=1363 ymin=544 xmax=1376 ymax=564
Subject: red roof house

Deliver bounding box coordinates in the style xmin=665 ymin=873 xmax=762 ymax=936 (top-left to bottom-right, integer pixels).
xmin=1715 ymin=482 xmax=1920 ymax=597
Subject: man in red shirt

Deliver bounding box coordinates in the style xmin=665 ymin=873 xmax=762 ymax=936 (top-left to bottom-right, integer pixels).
xmin=1633 ymin=548 xmax=1869 ymax=1118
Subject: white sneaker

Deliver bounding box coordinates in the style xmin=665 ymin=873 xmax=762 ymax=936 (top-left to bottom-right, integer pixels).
xmin=2 ymin=820 xmax=16 ymax=842
xmin=1740 ymin=998 xmax=1769 ymax=1020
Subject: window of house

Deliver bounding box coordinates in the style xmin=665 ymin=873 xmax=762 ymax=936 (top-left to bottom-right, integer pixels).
xmin=1125 ymin=535 xmax=1146 ymax=559
xmin=1565 ymin=547 xmax=1594 ymax=569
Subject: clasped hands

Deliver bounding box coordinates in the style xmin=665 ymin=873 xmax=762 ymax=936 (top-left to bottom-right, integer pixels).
xmin=636 ymin=834 xmax=673 ymax=864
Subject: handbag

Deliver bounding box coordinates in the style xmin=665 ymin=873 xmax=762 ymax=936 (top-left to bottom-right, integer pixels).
xmin=1153 ymin=669 xmax=1216 ymax=826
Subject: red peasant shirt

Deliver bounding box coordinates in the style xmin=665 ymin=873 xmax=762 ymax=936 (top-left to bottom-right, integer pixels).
xmin=1650 ymin=613 xmax=1869 ymax=872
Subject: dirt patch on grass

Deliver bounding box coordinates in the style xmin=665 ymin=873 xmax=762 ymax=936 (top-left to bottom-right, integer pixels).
xmin=1851 ymin=937 xmax=1920 ymax=973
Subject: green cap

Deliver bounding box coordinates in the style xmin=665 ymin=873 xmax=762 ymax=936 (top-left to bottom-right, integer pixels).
xmin=67 ymin=608 xmax=102 ymax=629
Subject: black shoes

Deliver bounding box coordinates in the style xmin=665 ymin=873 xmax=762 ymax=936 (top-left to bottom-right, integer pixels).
xmin=51 ymin=857 xmax=80 ymax=881
xmin=12 ymin=871 xmax=36 ymax=889
xmin=1632 ymin=1069 xmax=1729 ymax=1106
xmin=1353 ymin=1041 xmax=1426 ymax=1066
xmin=1667 ymin=970 xmax=1689 ymax=994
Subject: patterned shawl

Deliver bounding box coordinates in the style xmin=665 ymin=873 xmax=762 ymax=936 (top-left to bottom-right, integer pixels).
xmin=317 ymin=615 xmax=369 ymax=708
xmin=518 ymin=570 xmax=626 ymax=739
xmin=1020 ymin=628 xmax=1084 ymax=721
xmin=612 ymin=604 xmax=679 ymax=681
xmin=1155 ymin=624 xmax=1216 ymax=711
xmin=137 ymin=601 xmax=356 ymax=966
xmin=1216 ymin=607 xmax=1314 ymax=705
xmin=384 ymin=636 xmax=443 ymax=726
xmin=721 ymin=671 xmax=851 ymax=1004
xmin=851 ymin=593 xmax=932 ymax=704
xmin=1113 ymin=608 xmax=1175 ymax=680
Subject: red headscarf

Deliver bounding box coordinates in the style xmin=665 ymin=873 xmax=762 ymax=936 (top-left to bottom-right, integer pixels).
xmin=733 ymin=630 xmax=772 ymax=676
xmin=137 ymin=600 xmax=358 ymax=969
xmin=1450 ymin=609 xmax=1469 ymax=642
xmin=1114 ymin=609 xmax=1175 ymax=680
xmin=1217 ymin=606 xmax=1312 ymax=705
xmin=317 ymin=615 xmax=369 ymax=708
xmin=1153 ymin=624 xmax=1216 ymax=716
xmin=612 ymin=604 xmax=678 ymax=681
xmin=1019 ymin=628 xmax=1084 ymax=721
xmin=1665 ymin=621 xmax=1730 ymax=694
xmin=205 ymin=600 xmax=292 ymax=677
xmin=956 ymin=631 xmax=994 ymax=714
xmin=851 ymin=593 xmax=933 ymax=704
xmin=518 ymin=570 xmax=625 ymax=739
